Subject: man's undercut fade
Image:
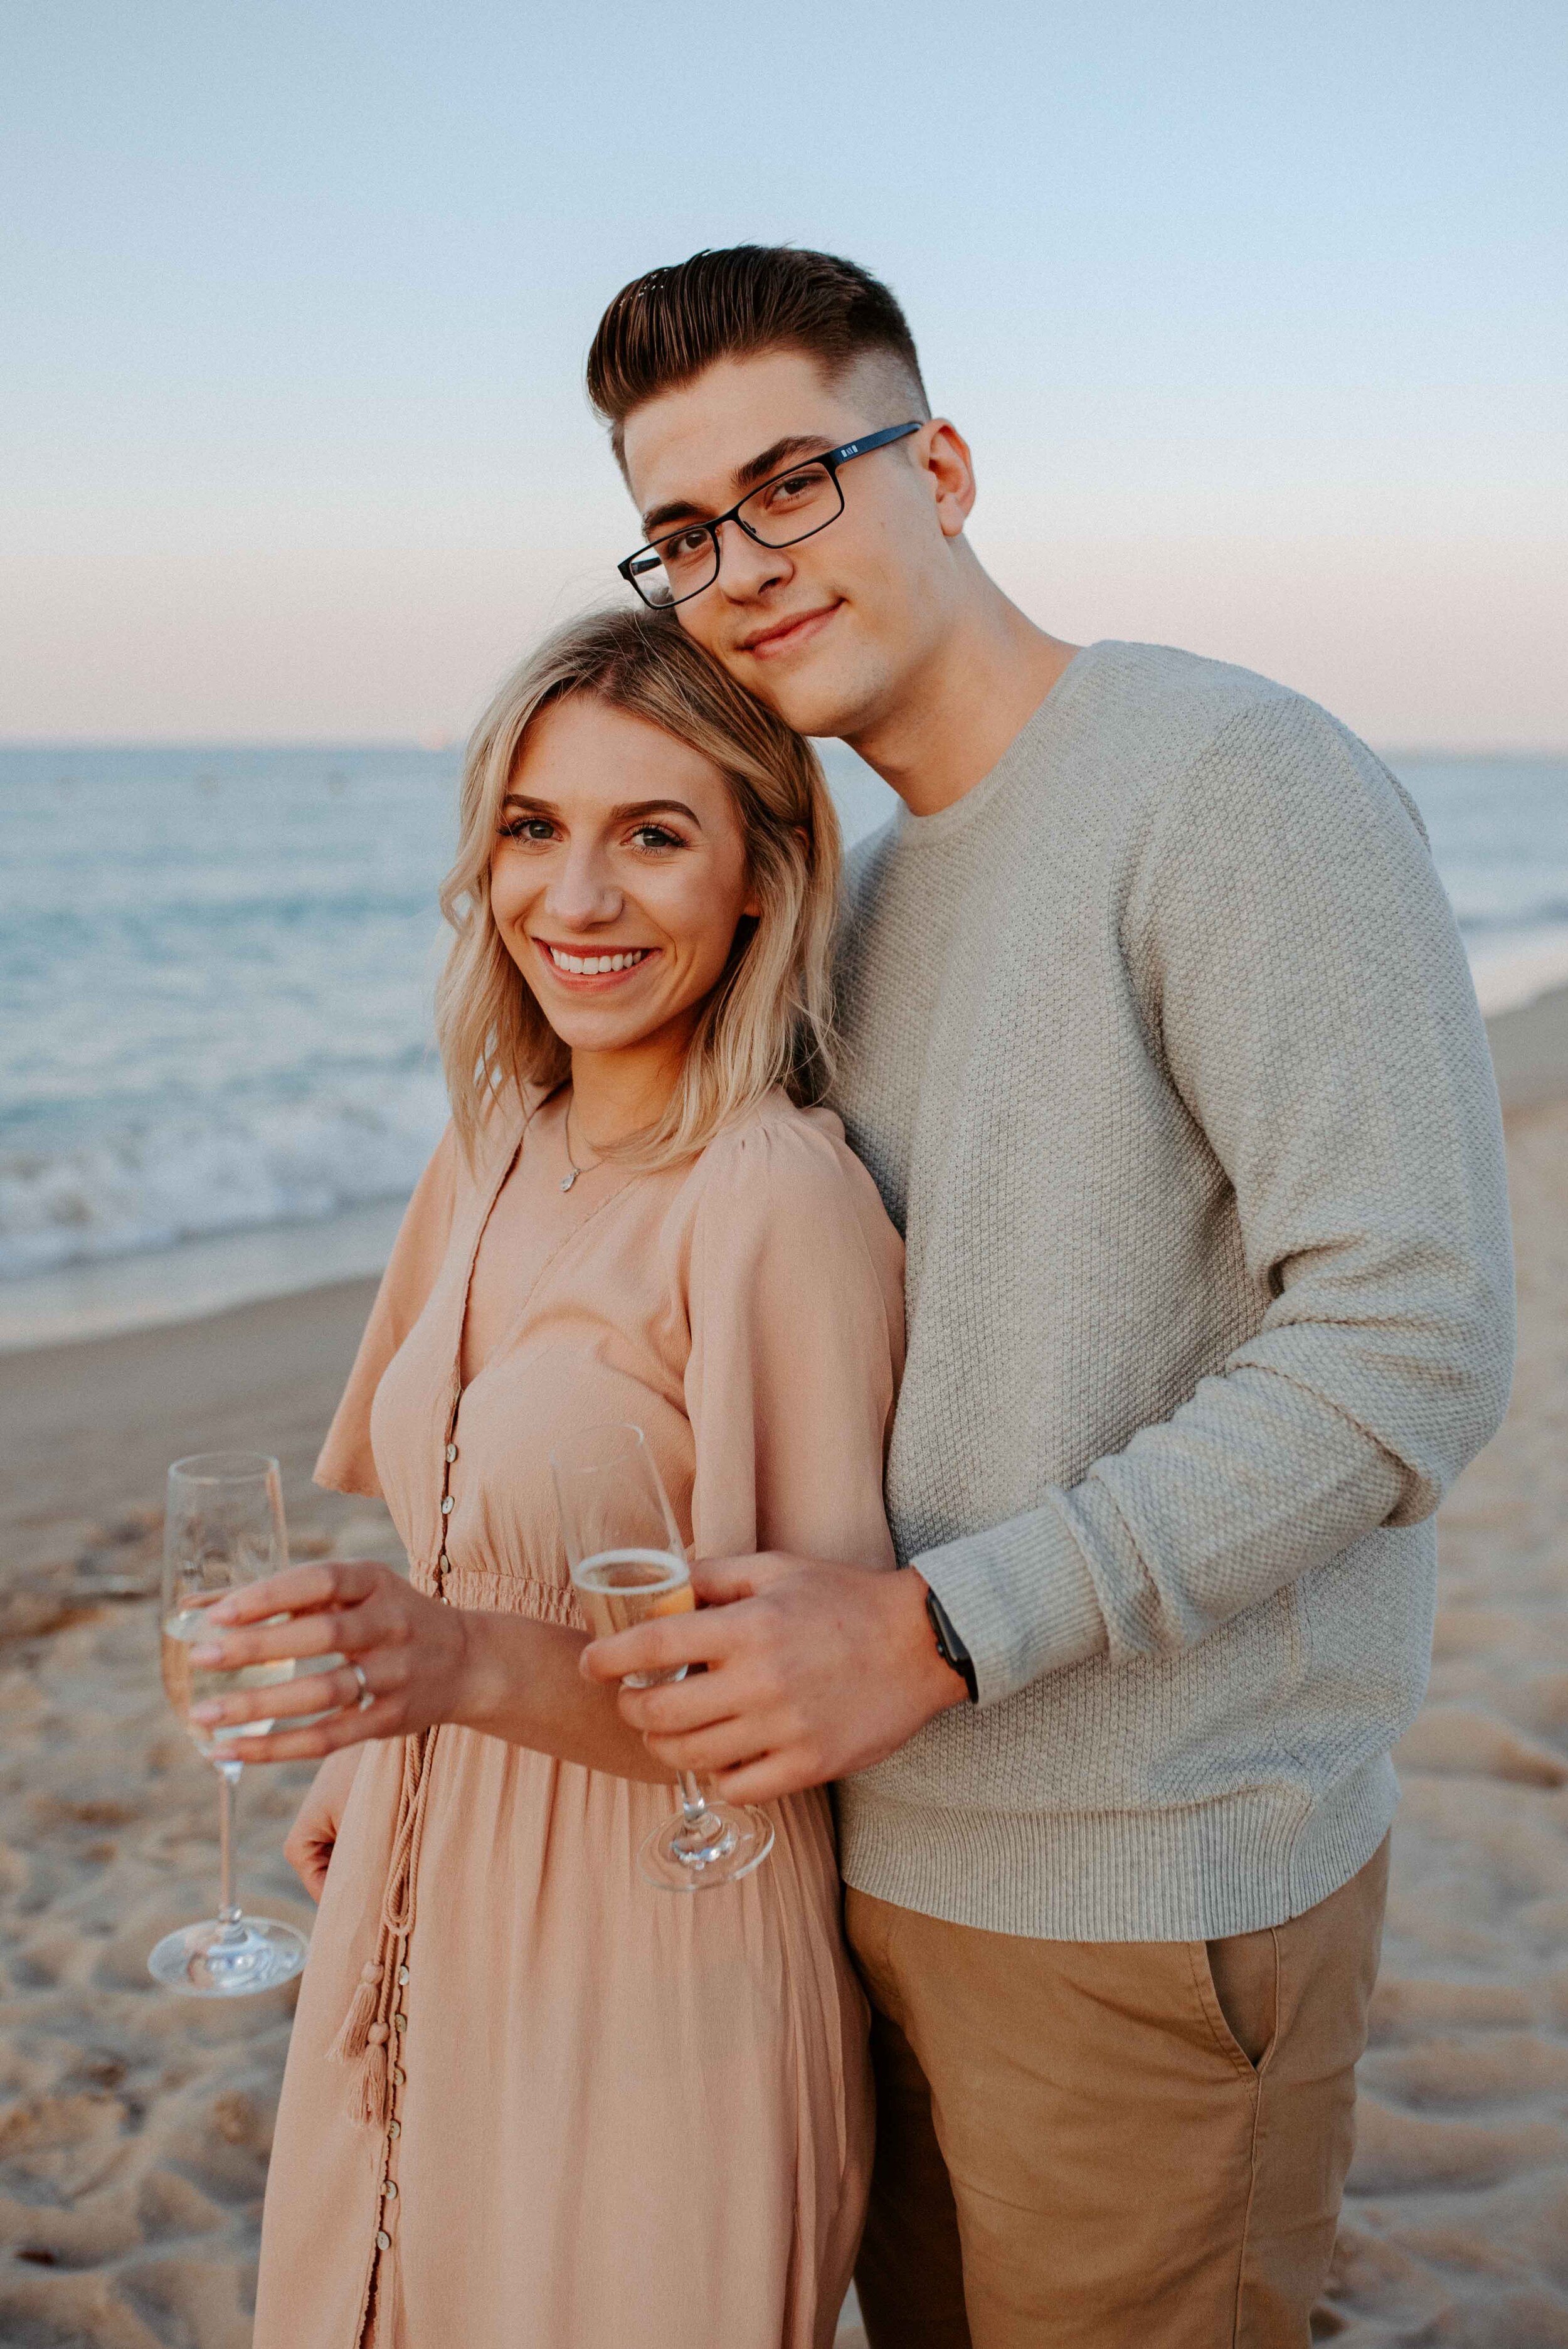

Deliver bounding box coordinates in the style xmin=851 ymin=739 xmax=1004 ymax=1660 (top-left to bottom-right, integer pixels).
xmin=586 ymin=245 xmax=931 ymax=463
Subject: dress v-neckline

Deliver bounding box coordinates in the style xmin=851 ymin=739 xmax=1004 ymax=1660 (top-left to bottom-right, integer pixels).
xmin=453 ymin=1093 xmax=638 ymax=1392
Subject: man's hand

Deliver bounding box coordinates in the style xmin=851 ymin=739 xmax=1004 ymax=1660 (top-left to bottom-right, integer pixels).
xmin=283 ymin=1746 xmax=364 ymax=1901
xmin=578 ymin=1556 xmax=969 ymax=1803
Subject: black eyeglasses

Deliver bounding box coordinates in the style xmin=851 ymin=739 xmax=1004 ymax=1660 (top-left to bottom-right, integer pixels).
xmin=618 ymin=422 xmax=922 ymax=610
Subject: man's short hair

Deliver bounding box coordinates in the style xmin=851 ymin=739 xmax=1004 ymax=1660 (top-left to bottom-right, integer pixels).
xmin=585 ymin=245 xmax=930 ymax=462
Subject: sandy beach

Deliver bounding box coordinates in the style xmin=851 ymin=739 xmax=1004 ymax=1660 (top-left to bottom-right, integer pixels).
xmin=3 ymin=993 xmax=1567 ymax=2346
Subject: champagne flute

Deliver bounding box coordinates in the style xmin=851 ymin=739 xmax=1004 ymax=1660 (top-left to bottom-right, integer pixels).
xmin=149 ymin=1452 xmax=310 ymax=1996
xmin=553 ymin=1421 xmax=774 ymax=1892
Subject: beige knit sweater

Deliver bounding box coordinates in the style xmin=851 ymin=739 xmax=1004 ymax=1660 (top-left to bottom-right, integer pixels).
xmin=832 ymin=640 xmax=1514 ymax=1941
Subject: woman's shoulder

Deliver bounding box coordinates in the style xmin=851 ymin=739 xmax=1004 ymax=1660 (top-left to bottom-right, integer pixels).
xmin=681 ymin=1091 xmax=904 ymax=1285
xmin=687 ymin=1089 xmax=859 ymax=1195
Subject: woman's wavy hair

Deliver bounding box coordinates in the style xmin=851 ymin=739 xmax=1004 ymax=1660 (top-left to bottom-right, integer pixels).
xmin=436 ymin=607 xmax=841 ymax=1170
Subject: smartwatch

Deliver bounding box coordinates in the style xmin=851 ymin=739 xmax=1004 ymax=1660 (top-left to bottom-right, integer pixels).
xmin=924 ymin=1584 xmax=978 ymax=1703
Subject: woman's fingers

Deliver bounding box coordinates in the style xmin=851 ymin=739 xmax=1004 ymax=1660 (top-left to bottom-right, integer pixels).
xmin=191 ymin=1585 xmax=409 ymax=1675
xmin=282 ymin=1744 xmax=363 ymax=1896
xmin=221 ymin=1694 xmax=403 ymax=1766
xmin=283 ymin=1812 xmax=336 ymax=1902
xmin=205 ymin=1557 xmax=384 ymax=1627
xmin=191 ymin=1608 xmax=364 ymax=1673
xmin=189 ymin=1557 xmax=403 ymax=1670
xmin=192 ymin=1661 xmax=384 ymax=1731
xmin=187 ymin=1573 xmax=460 ymax=1766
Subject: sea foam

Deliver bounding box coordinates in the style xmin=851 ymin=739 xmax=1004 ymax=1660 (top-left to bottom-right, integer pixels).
xmin=0 ymin=1068 xmax=449 ymax=1280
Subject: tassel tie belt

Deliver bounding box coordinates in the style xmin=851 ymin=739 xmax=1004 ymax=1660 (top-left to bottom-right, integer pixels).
xmin=329 ymin=1724 xmax=437 ymax=2348
xmin=328 ymin=1726 xmax=437 ymax=2129
xmin=325 ymin=1558 xmax=583 ymax=2340
xmin=325 ymin=1571 xmax=582 ymax=2124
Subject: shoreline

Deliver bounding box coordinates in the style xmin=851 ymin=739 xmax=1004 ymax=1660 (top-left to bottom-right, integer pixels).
xmin=0 ymin=1198 xmax=408 ymax=1357
xmin=5 ymin=979 xmax=1567 ymax=1363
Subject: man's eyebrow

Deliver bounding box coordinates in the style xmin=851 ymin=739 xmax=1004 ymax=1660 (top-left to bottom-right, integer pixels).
xmin=640 ymin=435 xmax=834 ymax=537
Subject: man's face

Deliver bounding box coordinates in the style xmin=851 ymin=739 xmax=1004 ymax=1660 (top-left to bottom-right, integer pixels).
xmin=619 ymin=347 xmax=971 ymax=741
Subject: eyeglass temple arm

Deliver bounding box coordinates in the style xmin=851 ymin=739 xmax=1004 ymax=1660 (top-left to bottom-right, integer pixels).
xmin=818 ymin=420 xmax=923 ymax=477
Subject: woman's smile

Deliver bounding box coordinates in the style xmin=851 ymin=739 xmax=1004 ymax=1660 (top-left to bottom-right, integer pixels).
xmin=532 ymin=936 xmax=662 ymax=987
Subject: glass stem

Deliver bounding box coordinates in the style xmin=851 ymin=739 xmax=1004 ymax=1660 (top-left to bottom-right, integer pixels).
xmin=215 ymin=1758 xmax=244 ymax=1933
xmin=677 ymin=1770 xmax=710 ymax=1825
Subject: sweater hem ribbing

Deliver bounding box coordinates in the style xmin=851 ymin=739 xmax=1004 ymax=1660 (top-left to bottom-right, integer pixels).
xmin=834 ymin=1753 xmax=1398 ymax=1942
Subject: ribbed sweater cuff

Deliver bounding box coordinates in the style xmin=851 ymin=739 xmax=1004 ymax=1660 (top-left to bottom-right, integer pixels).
xmin=914 ymin=1500 xmax=1108 ymax=1707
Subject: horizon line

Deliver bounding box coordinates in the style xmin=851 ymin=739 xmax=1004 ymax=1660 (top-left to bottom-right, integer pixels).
xmin=3 ymin=736 xmax=1566 ymax=763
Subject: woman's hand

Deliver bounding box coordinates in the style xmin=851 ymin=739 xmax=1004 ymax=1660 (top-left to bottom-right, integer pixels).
xmin=187 ymin=1559 xmax=475 ymax=1763
xmin=188 ymin=1556 xmax=673 ymax=1785
xmin=283 ymin=1746 xmax=364 ymax=1901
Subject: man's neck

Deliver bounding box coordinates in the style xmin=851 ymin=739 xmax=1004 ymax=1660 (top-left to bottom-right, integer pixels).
xmin=847 ymin=554 xmax=1079 ymax=819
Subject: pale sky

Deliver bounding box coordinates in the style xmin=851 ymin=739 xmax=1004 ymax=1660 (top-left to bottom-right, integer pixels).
xmin=3 ymin=1 xmax=1564 ymax=749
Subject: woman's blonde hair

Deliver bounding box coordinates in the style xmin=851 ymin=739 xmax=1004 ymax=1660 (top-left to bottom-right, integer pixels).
xmin=436 ymin=607 xmax=841 ymax=1169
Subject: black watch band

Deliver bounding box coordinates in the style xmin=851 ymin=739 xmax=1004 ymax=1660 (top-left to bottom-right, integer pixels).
xmin=924 ymin=1585 xmax=978 ymax=1703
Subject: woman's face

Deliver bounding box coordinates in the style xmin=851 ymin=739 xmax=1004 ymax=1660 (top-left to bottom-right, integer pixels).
xmin=490 ymin=693 xmax=758 ymax=1064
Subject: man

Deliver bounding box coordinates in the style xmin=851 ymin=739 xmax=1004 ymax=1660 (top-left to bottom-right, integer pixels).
xmin=580 ymin=247 xmax=1514 ymax=2345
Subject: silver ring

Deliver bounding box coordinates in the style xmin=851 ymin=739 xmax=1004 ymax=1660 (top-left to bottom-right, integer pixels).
xmin=351 ymin=1662 xmax=373 ymax=1712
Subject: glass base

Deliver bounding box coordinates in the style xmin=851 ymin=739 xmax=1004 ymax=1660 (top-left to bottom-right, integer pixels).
xmin=638 ymin=1803 xmax=774 ymax=1893
xmin=148 ymin=1914 xmax=309 ymax=1997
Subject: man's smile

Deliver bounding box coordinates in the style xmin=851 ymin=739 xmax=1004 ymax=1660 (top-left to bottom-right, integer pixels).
xmin=738 ymin=603 xmax=842 ymax=660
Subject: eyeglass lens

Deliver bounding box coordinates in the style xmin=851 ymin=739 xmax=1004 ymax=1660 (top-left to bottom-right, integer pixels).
xmin=628 ymin=461 xmax=845 ymax=609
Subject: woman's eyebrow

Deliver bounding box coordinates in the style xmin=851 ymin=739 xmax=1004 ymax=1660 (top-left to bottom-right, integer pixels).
xmin=499 ymin=793 xmax=701 ymax=826
xmin=612 ymin=798 xmax=701 ymax=826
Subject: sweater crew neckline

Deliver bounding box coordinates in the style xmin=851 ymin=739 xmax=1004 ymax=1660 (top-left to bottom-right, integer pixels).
xmin=889 ymin=640 xmax=1105 ymax=846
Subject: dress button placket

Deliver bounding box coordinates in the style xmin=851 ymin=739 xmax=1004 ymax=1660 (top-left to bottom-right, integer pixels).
xmin=436 ymin=1381 xmax=460 ymax=1596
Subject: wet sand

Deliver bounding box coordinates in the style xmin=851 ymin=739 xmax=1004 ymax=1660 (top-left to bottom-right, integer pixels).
xmin=3 ymin=991 xmax=1565 ymax=2345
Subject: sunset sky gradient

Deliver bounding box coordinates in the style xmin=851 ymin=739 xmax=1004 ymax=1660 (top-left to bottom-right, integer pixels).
xmin=4 ymin=0 xmax=1564 ymax=747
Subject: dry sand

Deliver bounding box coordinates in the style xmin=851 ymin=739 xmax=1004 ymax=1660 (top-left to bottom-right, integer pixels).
xmin=3 ymin=994 xmax=1566 ymax=2347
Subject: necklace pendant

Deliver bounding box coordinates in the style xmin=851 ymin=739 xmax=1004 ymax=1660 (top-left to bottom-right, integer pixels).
xmin=560 ymin=1170 xmax=578 ymax=1193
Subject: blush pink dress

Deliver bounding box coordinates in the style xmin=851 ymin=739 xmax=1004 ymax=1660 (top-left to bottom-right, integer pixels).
xmin=252 ymin=1088 xmax=904 ymax=2349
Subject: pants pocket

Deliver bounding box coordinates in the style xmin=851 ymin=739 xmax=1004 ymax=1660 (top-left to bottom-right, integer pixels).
xmin=1192 ymin=1926 xmax=1279 ymax=2076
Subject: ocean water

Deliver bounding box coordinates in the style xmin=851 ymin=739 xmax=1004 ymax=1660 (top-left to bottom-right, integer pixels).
xmin=1 ymin=740 xmax=1564 ymax=1344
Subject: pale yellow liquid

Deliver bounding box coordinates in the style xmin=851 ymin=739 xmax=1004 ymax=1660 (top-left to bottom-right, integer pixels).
xmin=571 ymin=1549 xmax=694 ymax=1686
xmin=161 ymin=1601 xmax=294 ymax=1758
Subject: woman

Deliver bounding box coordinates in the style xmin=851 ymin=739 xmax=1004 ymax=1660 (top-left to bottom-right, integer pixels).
xmin=191 ymin=608 xmax=904 ymax=2349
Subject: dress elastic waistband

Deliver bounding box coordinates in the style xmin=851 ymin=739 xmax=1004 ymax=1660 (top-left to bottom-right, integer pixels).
xmin=410 ymin=1560 xmax=585 ymax=1630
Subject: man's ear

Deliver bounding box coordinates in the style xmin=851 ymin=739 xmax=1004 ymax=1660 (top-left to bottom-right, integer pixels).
xmin=920 ymin=420 xmax=978 ymax=540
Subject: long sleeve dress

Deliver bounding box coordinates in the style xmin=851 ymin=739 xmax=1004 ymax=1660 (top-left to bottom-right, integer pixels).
xmin=252 ymin=1086 xmax=905 ymax=2349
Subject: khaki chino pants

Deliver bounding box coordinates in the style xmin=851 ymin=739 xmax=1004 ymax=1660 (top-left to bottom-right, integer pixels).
xmin=847 ymin=1838 xmax=1389 ymax=2348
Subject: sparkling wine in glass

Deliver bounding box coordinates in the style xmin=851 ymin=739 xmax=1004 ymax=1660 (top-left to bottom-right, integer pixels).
xmin=554 ymin=1421 xmax=773 ymax=1892
xmin=148 ymin=1453 xmax=310 ymax=1996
